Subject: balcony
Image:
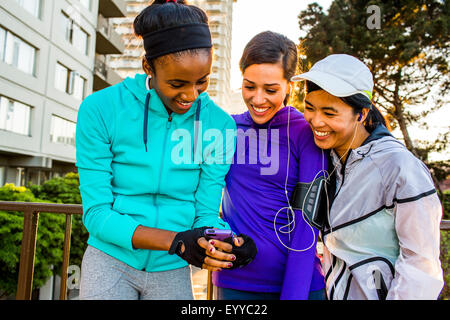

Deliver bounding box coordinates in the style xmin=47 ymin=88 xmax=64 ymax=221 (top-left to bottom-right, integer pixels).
xmin=96 ymin=14 xmax=125 ymax=55
xmin=93 ymin=55 xmax=123 ymax=91
xmin=98 ymin=0 xmax=127 ymax=18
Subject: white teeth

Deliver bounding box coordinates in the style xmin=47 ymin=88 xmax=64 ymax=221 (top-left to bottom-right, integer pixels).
xmin=314 ymin=130 xmax=330 ymax=137
xmin=178 ymin=101 xmax=192 ymax=106
xmin=252 ymin=105 xmax=269 ymax=113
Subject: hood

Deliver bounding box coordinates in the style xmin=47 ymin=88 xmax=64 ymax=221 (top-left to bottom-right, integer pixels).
xmin=362 ymin=124 xmax=394 ymax=146
xmin=122 ymin=73 xmax=211 ymax=152
xmin=357 ymin=125 xmax=400 ymax=157
xmin=233 ymin=106 xmax=304 ymax=129
xmin=330 ymin=124 xmax=403 ymax=169
xmin=122 ymin=73 xmax=210 ymax=118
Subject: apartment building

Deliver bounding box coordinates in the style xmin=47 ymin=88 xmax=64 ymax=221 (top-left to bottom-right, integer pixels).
xmin=108 ymin=0 xmax=236 ymax=113
xmin=0 ymin=0 xmax=126 ymax=187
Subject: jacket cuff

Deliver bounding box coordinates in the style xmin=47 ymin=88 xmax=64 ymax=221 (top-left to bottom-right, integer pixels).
xmin=99 ymin=211 xmax=141 ymax=251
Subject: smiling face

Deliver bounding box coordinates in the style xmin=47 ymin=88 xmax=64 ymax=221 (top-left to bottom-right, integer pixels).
xmin=144 ymin=51 xmax=212 ymax=115
xmin=304 ymin=90 xmax=370 ymax=159
xmin=241 ymin=63 xmax=291 ymax=125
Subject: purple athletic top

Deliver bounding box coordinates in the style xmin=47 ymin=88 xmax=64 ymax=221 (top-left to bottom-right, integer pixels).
xmin=212 ymin=106 xmax=326 ymax=300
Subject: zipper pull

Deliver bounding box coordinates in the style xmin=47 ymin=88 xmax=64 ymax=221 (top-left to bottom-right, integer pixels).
xmin=167 ymin=115 xmax=172 ymax=129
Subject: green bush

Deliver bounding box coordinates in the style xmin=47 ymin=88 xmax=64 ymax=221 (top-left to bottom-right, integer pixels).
xmin=442 ymin=191 xmax=450 ymax=220
xmin=439 ymin=191 xmax=450 ymax=300
xmin=440 ymin=231 xmax=450 ymax=300
xmin=28 ymin=172 xmax=82 ymax=205
xmin=0 ymin=174 xmax=88 ymax=298
xmin=0 ymin=184 xmax=64 ymax=297
xmin=27 ymin=173 xmax=88 ymax=268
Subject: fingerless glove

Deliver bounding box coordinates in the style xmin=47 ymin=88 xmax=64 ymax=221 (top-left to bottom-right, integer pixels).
xmin=168 ymin=227 xmax=209 ymax=268
xmin=227 ymin=234 xmax=257 ymax=270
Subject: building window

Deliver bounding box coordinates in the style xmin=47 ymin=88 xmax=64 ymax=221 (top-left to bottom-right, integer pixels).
xmin=0 ymin=28 xmax=5 ymax=62
xmin=55 ymin=62 xmax=69 ymax=93
xmin=60 ymin=12 xmax=72 ymax=43
xmin=80 ymin=0 xmax=91 ymax=11
xmin=72 ymin=24 xmax=89 ymax=55
xmin=50 ymin=115 xmax=76 ymax=146
xmin=54 ymin=62 xmax=86 ymax=100
xmin=72 ymin=72 xmax=86 ymax=100
xmin=0 ymin=26 xmax=36 ymax=76
xmin=0 ymin=95 xmax=32 ymax=136
xmin=0 ymin=166 xmax=5 ymax=186
xmin=60 ymin=11 xmax=89 ymax=55
xmin=14 ymin=0 xmax=41 ymax=18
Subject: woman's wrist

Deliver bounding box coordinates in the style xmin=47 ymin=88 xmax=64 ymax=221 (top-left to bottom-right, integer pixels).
xmin=131 ymin=225 xmax=177 ymax=251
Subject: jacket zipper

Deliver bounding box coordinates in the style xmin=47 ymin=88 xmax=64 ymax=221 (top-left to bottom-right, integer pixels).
xmin=323 ymin=150 xmax=351 ymax=235
xmin=143 ymin=114 xmax=172 ymax=270
xmin=327 ymin=151 xmax=352 ymax=298
xmin=334 ymin=149 xmax=351 ymax=200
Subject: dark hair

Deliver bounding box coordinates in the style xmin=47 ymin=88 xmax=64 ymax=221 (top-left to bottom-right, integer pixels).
xmin=240 ymin=31 xmax=298 ymax=105
xmin=134 ymin=0 xmax=211 ymax=71
xmin=306 ymin=80 xmax=388 ymax=132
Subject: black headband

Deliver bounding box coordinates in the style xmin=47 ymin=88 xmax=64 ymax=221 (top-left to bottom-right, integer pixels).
xmin=143 ymin=23 xmax=212 ymax=61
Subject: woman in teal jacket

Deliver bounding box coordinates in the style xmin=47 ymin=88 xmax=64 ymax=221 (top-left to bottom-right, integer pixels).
xmin=76 ymin=0 xmax=244 ymax=300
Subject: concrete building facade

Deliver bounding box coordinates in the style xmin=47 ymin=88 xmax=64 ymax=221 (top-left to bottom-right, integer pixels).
xmin=0 ymin=0 xmax=126 ymax=187
xmin=108 ymin=0 xmax=236 ymax=112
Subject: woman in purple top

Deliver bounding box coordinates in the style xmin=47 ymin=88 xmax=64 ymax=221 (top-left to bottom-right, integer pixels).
xmin=213 ymin=31 xmax=327 ymax=300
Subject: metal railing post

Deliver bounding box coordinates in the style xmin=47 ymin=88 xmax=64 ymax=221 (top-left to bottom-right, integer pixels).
xmin=59 ymin=214 xmax=73 ymax=300
xmin=207 ymin=270 xmax=213 ymax=300
xmin=16 ymin=210 xmax=39 ymax=300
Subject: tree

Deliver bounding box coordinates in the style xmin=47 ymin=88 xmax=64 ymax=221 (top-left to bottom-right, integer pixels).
xmin=296 ymin=0 xmax=449 ymax=164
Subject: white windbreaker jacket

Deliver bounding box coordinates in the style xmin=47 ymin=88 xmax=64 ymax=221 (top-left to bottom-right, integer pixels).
xmin=322 ymin=125 xmax=444 ymax=300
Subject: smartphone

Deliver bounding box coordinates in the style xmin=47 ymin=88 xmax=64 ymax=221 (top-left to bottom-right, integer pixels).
xmin=204 ymin=228 xmax=234 ymax=242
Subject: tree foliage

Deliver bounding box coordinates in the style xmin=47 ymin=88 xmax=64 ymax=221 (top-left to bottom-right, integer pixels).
xmin=296 ymin=0 xmax=449 ymax=162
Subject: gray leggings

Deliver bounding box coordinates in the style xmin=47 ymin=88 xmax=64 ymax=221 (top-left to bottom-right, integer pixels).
xmin=79 ymin=245 xmax=194 ymax=300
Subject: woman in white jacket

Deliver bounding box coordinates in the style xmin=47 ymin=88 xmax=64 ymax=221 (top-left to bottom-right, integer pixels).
xmin=292 ymin=54 xmax=444 ymax=300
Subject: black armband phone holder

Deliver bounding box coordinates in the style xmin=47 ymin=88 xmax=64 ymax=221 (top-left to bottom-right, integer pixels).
xmin=290 ymin=175 xmax=328 ymax=230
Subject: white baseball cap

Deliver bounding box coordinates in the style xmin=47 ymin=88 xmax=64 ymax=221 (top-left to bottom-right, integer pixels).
xmin=291 ymin=54 xmax=374 ymax=100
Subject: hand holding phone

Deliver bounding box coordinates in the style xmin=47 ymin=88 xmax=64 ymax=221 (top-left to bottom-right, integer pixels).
xmin=203 ymin=228 xmax=234 ymax=243
xmin=204 ymin=229 xmax=257 ymax=270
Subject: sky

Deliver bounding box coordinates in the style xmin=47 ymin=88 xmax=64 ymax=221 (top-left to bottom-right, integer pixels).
xmin=229 ymin=0 xmax=449 ymax=161
xmin=230 ymin=0 xmax=333 ymax=89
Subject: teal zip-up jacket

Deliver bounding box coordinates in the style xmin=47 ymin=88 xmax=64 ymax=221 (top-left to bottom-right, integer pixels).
xmin=76 ymin=73 xmax=235 ymax=272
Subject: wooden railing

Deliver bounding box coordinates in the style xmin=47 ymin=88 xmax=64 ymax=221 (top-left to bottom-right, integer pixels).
xmin=1 ymin=200 xmax=449 ymax=300
xmin=0 ymin=201 xmax=83 ymax=300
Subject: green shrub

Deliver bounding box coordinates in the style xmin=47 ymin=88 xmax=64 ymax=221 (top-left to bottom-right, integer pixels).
xmin=28 ymin=173 xmax=88 ymax=272
xmin=440 ymin=231 xmax=450 ymax=300
xmin=442 ymin=191 xmax=450 ymax=220
xmin=28 ymin=172 xmax=82 ymax=204
xmin=0 ymin=184 xmax=65 ymax=297
xmin=0 ymin=174 xmax=88 ymax=297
